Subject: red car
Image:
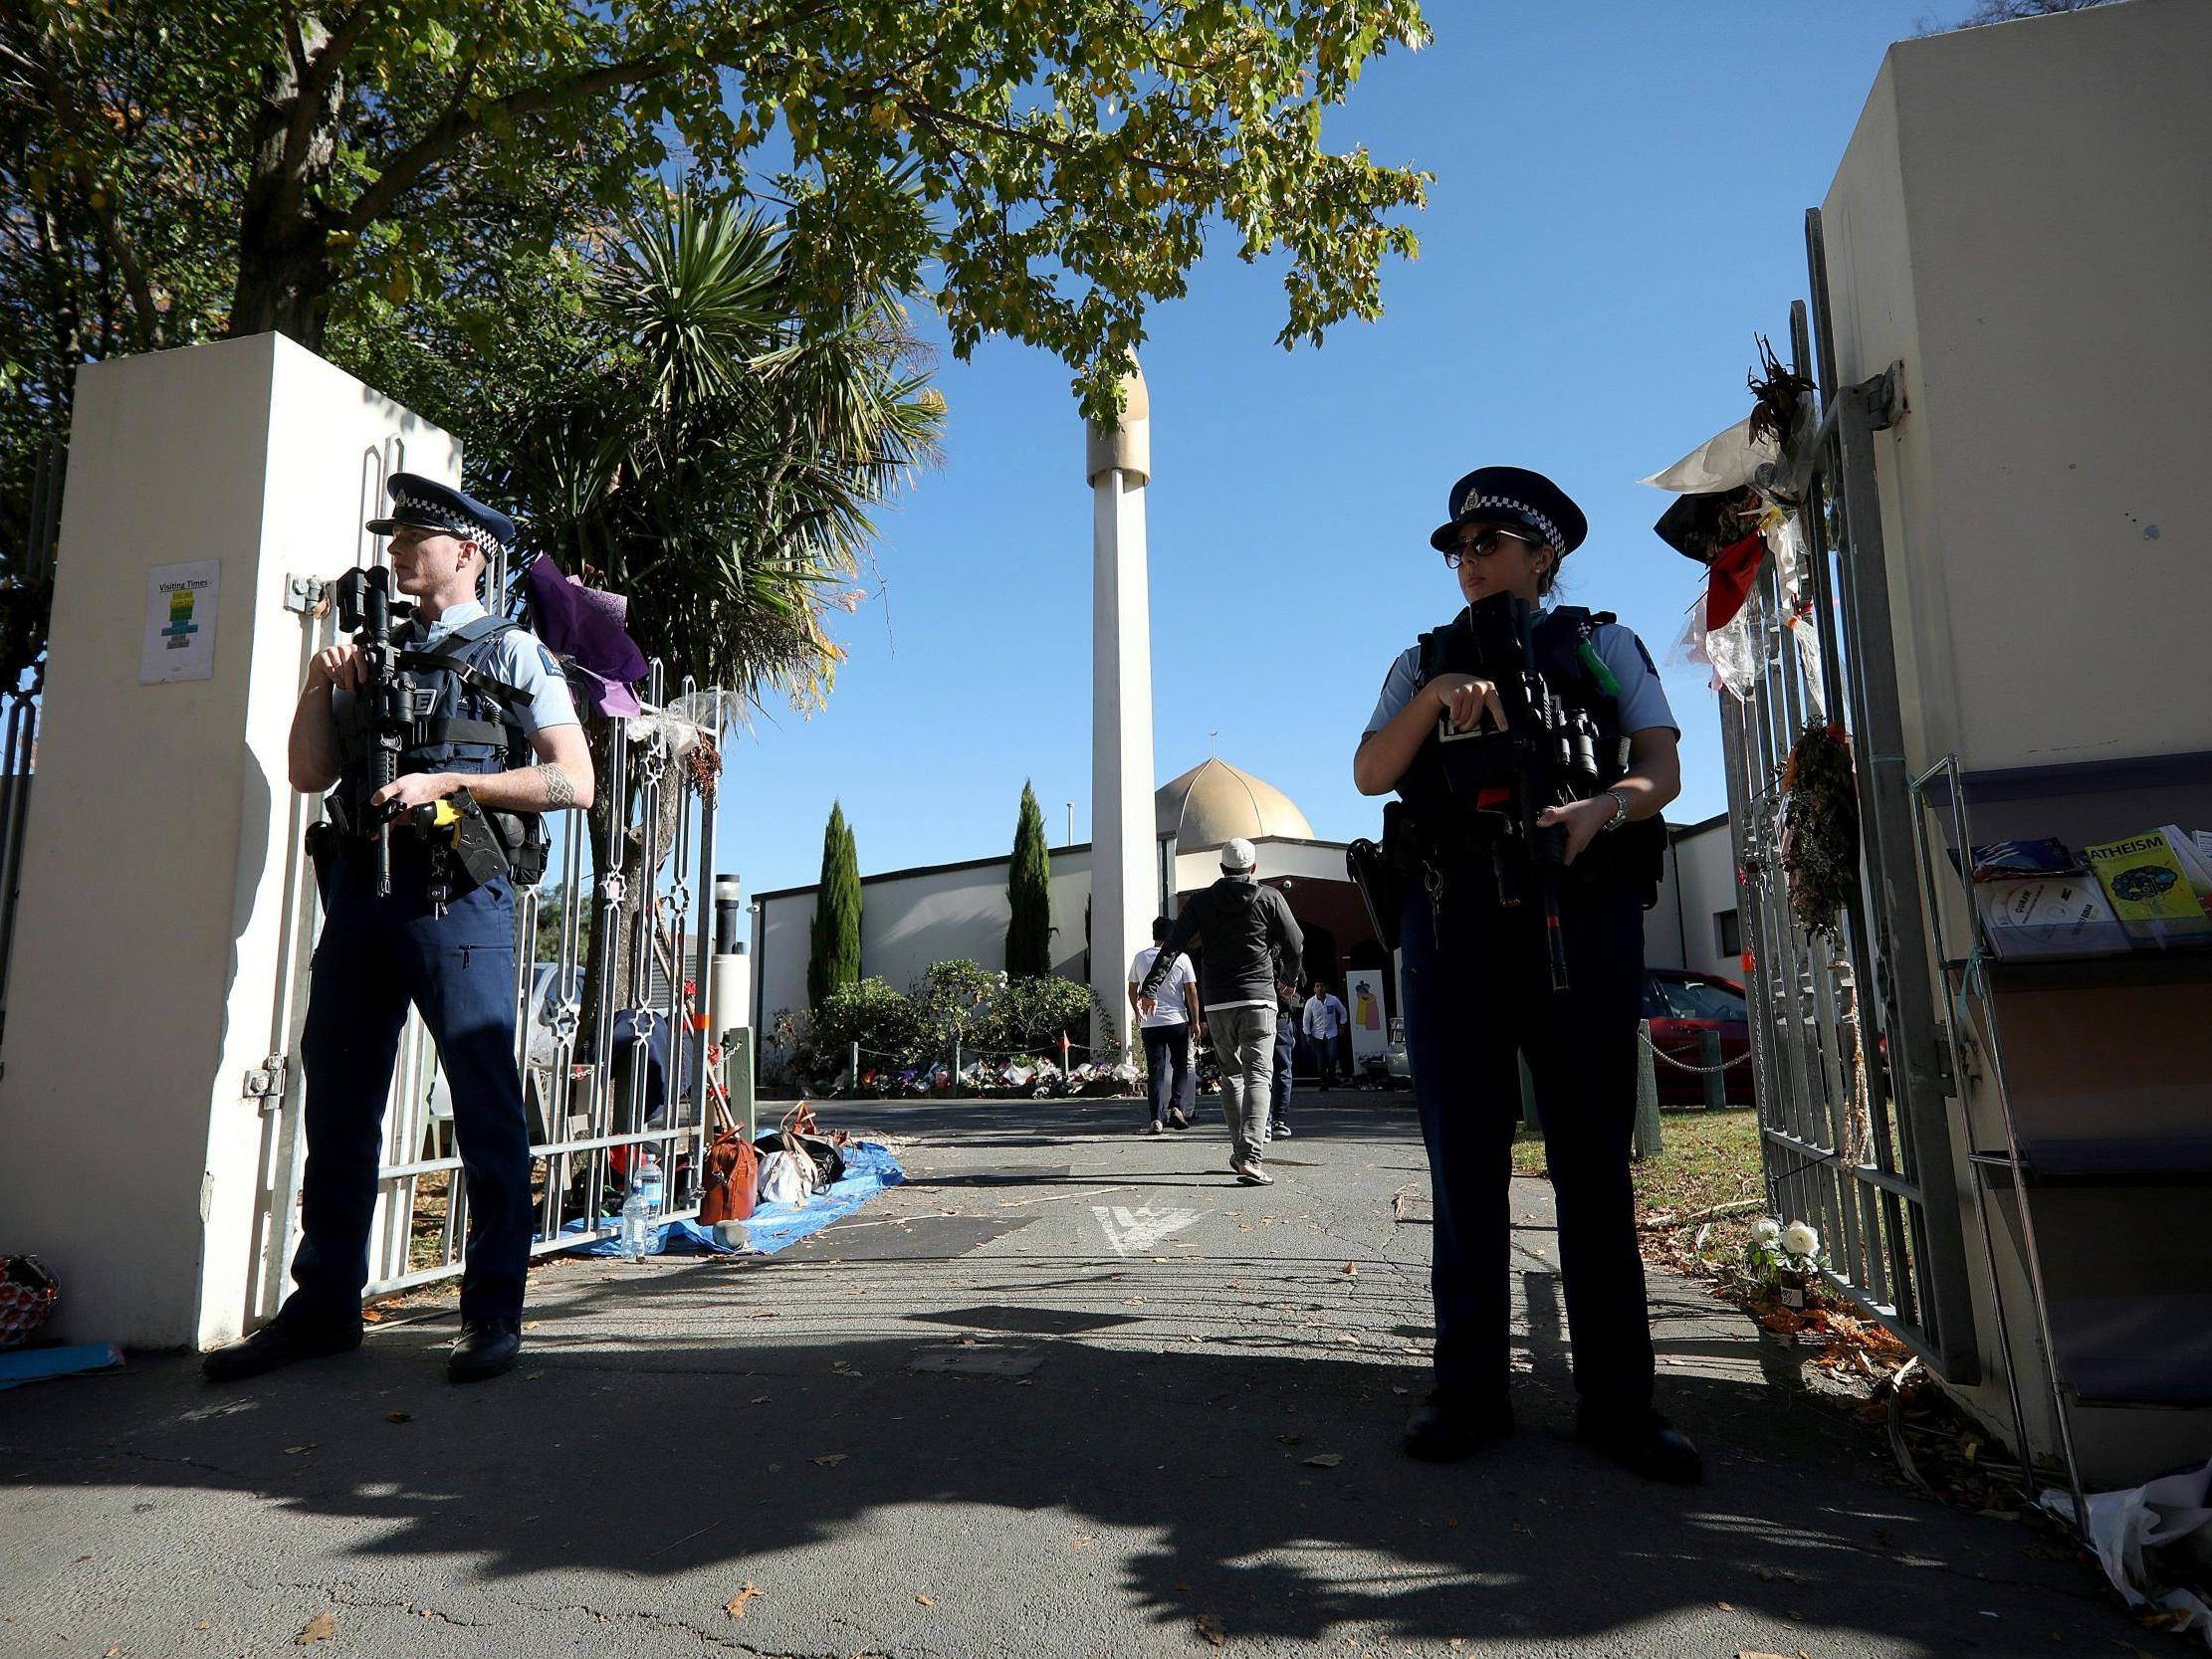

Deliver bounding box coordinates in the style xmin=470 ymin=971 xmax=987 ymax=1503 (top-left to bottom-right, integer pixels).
xmin=1641 ymin=968 xmax=1754 ymax=1106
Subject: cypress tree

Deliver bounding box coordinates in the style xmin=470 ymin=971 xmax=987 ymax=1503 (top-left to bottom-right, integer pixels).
xmin=1005 ymin=781 xmax=1053 ymax=977
xmin=808 ymin=802 xmax=863 ymax=1009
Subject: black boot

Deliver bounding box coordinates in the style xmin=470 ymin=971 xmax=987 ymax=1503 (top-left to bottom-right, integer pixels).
xmin=1402 ymin=1389 xmax=1514 ymax=1463
xmin=200 ymin=1316 xmax=362 ymax=1383
xmin=447 ymin=1318 xmax=523 ymax=1383
xmin=1575 ymin=1403 xmax=1703 ymax=1485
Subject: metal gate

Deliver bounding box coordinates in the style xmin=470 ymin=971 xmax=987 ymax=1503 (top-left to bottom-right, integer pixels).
xmin=0 ymin=435 xmax=64 ymax=1050
xmin=1718 ymin=217 xmax=1979 ymax=1382
xmin=247 ymin=444 xmax=726 ymax=1318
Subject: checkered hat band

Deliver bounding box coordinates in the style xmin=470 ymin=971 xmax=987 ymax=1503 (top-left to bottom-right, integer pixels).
xmin=1456 ymin=491 xmax=1565 ymax=557
xmin=388 ymin=490 xmax=499 ymax=546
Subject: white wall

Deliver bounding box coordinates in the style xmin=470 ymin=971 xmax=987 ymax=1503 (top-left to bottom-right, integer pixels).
xmin=1825 ymin=0 xmax=2212 ymax=775
xmin=1649 ymin=818 xmax=1741 ymax=981
xmin=0 ymin=334 xmax=458 ymax=1348
xmin=754 ymin=846 xmax=1096 ymax=1030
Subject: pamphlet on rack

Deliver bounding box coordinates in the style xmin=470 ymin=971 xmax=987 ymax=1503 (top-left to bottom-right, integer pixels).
xmin=2083 ymin=829 xmax=2212 ymax=945
xmin=1974 ymin=876 xmax=2127 ymax=959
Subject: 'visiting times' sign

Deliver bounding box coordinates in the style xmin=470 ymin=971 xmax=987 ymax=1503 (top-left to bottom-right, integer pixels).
xmin=140 ymin=559 xmax=220 ymax=684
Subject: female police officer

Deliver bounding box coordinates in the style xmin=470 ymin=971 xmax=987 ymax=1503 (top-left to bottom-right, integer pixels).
xmin=1353 ymin=466 xmax=1699 ymax=1483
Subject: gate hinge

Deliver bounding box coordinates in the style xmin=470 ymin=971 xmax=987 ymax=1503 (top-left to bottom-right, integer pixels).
xmin=243 ymin=1054 xmax=289 ymax=1102
xmin=284 ymin=574 xmax=327 ymax=615
xmin=1930 ymin=1022 xmax=1957 ymax=1095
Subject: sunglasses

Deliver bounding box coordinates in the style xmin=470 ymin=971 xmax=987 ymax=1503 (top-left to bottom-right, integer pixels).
xmin=1442 ymin=527 xmax=1538 ymax=568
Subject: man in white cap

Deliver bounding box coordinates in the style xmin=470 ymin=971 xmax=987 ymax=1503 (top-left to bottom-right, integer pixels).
xmin=1137 ymin=838 xmax=1304 ymax=1184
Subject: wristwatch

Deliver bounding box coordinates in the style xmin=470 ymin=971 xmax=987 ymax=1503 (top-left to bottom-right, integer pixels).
xmin=1599 ymin=788 xmax=1632 ymax=833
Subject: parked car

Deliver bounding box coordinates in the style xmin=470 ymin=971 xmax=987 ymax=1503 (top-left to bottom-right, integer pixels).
xmin=1641 ymin=968 xmax=1753 ymax=1106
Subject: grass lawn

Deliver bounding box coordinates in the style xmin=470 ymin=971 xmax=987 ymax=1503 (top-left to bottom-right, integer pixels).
xmin=1511 ymin=1106 xmax=1765 ymax=1228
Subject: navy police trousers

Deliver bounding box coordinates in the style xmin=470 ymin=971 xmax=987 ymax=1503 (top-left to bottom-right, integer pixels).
xmin=1401 ymin=862 xmax=1654 ymax=1415
xmin=284 ymin=850 xmax=535 ymax=1327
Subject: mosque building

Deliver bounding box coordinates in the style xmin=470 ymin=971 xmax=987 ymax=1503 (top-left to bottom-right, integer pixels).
xmin=747 ymin=754 xmax=1736 ymax=1054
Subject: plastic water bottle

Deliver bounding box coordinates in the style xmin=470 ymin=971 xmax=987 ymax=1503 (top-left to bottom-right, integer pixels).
xmin=618 ymin=1150 xmax=663 ymax=1262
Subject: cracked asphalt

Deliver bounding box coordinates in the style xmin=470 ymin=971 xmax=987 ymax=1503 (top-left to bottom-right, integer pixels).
xmin=0 ymin=1094 xmax=2133 ymax=1657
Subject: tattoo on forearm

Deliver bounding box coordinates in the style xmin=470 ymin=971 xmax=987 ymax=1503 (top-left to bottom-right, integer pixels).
xmin=536 ymin=762 xmax=576 ymax=809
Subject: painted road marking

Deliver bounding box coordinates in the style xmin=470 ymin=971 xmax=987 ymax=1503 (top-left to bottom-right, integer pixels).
xmin=1093 ymin=1203 xmax=1206 ymax=1257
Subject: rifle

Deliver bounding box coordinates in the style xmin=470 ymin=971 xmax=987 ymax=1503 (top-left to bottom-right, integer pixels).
xmin=332 ymin=565 xmax=414 ymax=898
xmin=1435 ymin=592 xmax=1603 ymax=991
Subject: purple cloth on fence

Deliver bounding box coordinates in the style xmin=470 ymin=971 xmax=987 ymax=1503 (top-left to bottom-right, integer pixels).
xmin=524 ymin=554 xmax=648 ymax=717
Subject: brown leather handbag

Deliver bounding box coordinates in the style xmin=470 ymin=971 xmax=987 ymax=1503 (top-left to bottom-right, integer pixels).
xmin=698 ymin=1129 xmax=759 ymax=1225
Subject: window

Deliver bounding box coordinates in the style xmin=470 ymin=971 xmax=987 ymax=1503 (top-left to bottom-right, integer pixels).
xmin=1663 ymin=977 xmax=1748 ymax=1022
xmin=1640 ymin=974 xmax=1672 ymax=1021
xmin=1714 ymin=909 xmax=1742 ymax=958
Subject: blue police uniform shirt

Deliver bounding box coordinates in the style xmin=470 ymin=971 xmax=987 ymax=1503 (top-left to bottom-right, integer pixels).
xmin=1362 ymin=611 xmax=1677 ymax=740
xmin=331 ymin=599 xmax=579 ymax=736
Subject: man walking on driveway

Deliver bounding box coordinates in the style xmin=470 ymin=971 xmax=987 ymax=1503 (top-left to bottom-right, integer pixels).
xmin=1303 ymin=978 xmax=1349 ymax=1090
xmin=1138 ymin=838 xmax=1303 ymax=1184
xmin=1128 ymin=917 xmax=1201 ymax=1135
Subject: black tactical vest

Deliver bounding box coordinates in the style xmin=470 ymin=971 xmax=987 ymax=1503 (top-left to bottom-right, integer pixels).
xmin=332 ymin=614 xmax=547 ymax=878
xmin=1396 ymin=604 xmax=1667 ymax=905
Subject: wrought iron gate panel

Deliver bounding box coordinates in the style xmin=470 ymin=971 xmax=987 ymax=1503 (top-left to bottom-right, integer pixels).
xmin=1720 ymin=230 xmax=1981 ymax=1382
xmin=253 ymin=498 xmax=727 ymax=1313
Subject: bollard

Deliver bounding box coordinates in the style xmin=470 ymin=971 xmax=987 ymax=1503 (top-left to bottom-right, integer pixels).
xmin=1519 ymin=1054 xmax=1542 ymax=1133
xmin=1698 ymin=1028 xmax=1725 ymax=1113
xmin=726 ymin=1027 xmax=757 ymax=1141
xmin=1634 ymin=1018 xmax=1663 ymax=1159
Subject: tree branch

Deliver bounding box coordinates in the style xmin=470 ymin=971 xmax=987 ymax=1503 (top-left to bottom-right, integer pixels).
xmin=899 ymin=95 xmax=1232 ymax=189
xmin=342 ymin=54 xmax=669 ymax=235
xmin=6 ymin=20 xmax=163 ymax=343
xmin=285 ymin=0 xmax=380 ymax=176
xmin=82 ymin=190 xmax=162 ymax=345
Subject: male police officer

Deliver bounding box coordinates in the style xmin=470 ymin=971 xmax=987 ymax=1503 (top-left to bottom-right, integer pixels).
xmin=203 ymin=474 xmax=594 ymax=1385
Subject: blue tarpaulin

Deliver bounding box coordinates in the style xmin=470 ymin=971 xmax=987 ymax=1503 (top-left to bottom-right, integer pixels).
xmin=564 ymin=1139 xmax=906 ymax=1258
xmin=0 ymin=1343 xmax=123 ymax=1389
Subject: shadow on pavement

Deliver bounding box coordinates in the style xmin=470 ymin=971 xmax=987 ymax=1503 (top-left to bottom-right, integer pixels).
xmin=2 ymin=1276 xmax=2109 ymax=1656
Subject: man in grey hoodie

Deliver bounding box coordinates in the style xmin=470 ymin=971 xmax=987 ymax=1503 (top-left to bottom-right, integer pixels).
xmin=1137 ymin=837 xmax=1304 ymax=1184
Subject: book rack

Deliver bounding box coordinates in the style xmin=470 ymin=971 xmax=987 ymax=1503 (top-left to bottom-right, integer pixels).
xmin=1909 ymin=753 xmax=2212 ymax=1442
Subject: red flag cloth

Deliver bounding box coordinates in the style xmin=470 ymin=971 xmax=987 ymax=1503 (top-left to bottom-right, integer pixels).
xmin=1704 ymin=530 xmax=1766 ymax=631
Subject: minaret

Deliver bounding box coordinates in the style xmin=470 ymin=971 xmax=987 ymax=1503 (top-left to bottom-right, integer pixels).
xmin=1085 ymin=364 xmax=1156 ymax=1056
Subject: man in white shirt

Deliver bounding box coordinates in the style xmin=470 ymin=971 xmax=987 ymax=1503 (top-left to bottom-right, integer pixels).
xmin=1303 ymin=979 xmax=1350 ymax=1089
xmin=1128 ymin=917 xmax=1202 ymax=1135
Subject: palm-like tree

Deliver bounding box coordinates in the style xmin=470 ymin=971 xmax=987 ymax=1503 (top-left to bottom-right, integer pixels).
xmin=486 ymin=184 xmax=944 ymax=712
xmin=480 ymin=183 xmax=944 ymax=1056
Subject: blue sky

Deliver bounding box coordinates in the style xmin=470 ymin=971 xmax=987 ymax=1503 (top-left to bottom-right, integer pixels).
xmin=720 ymin=1 xmax=1949 ymax=900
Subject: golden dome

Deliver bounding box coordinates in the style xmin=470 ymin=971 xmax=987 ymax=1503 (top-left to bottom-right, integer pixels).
xmin=1155 ymin=757 xmax=1315 ymax=849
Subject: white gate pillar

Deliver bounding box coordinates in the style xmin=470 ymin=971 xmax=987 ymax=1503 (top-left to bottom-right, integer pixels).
xmin=1085 ymin=365 xmax=1156 ymax=1058
xmin=0 ymin=333 xmax=457 ymax=1348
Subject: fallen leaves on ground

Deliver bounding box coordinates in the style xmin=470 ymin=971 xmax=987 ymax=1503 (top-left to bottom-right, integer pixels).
xmin=1302 ymin=1452 xmax=1343 ymax=1468
xmin=284 ymin=1445 xmax=316 ymax=1455
xmin=1342 ymin=1263 xmax=1358 ymax=1276
xmin=915 ymin=1593 xmax=936 ymax=1606
xmin=723 ymin=1583 xmax=760 ymax=1619
xmin=811 ymin=1453 xmax=847 ymax=1467
xmin=384 ymin=1411 xmax=411 ymax=1424
xmin=1197 ymin=1611 xmax=1226 ymax=1646
xmin=294 ymin=1612 xmax=336 ymax=1645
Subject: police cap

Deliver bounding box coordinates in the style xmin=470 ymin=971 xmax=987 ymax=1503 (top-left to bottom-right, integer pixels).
xmin=1429 ymin=466 xmax=1588 ymax=561
xmin=365 ymin=472 xmax=516 ymax=551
